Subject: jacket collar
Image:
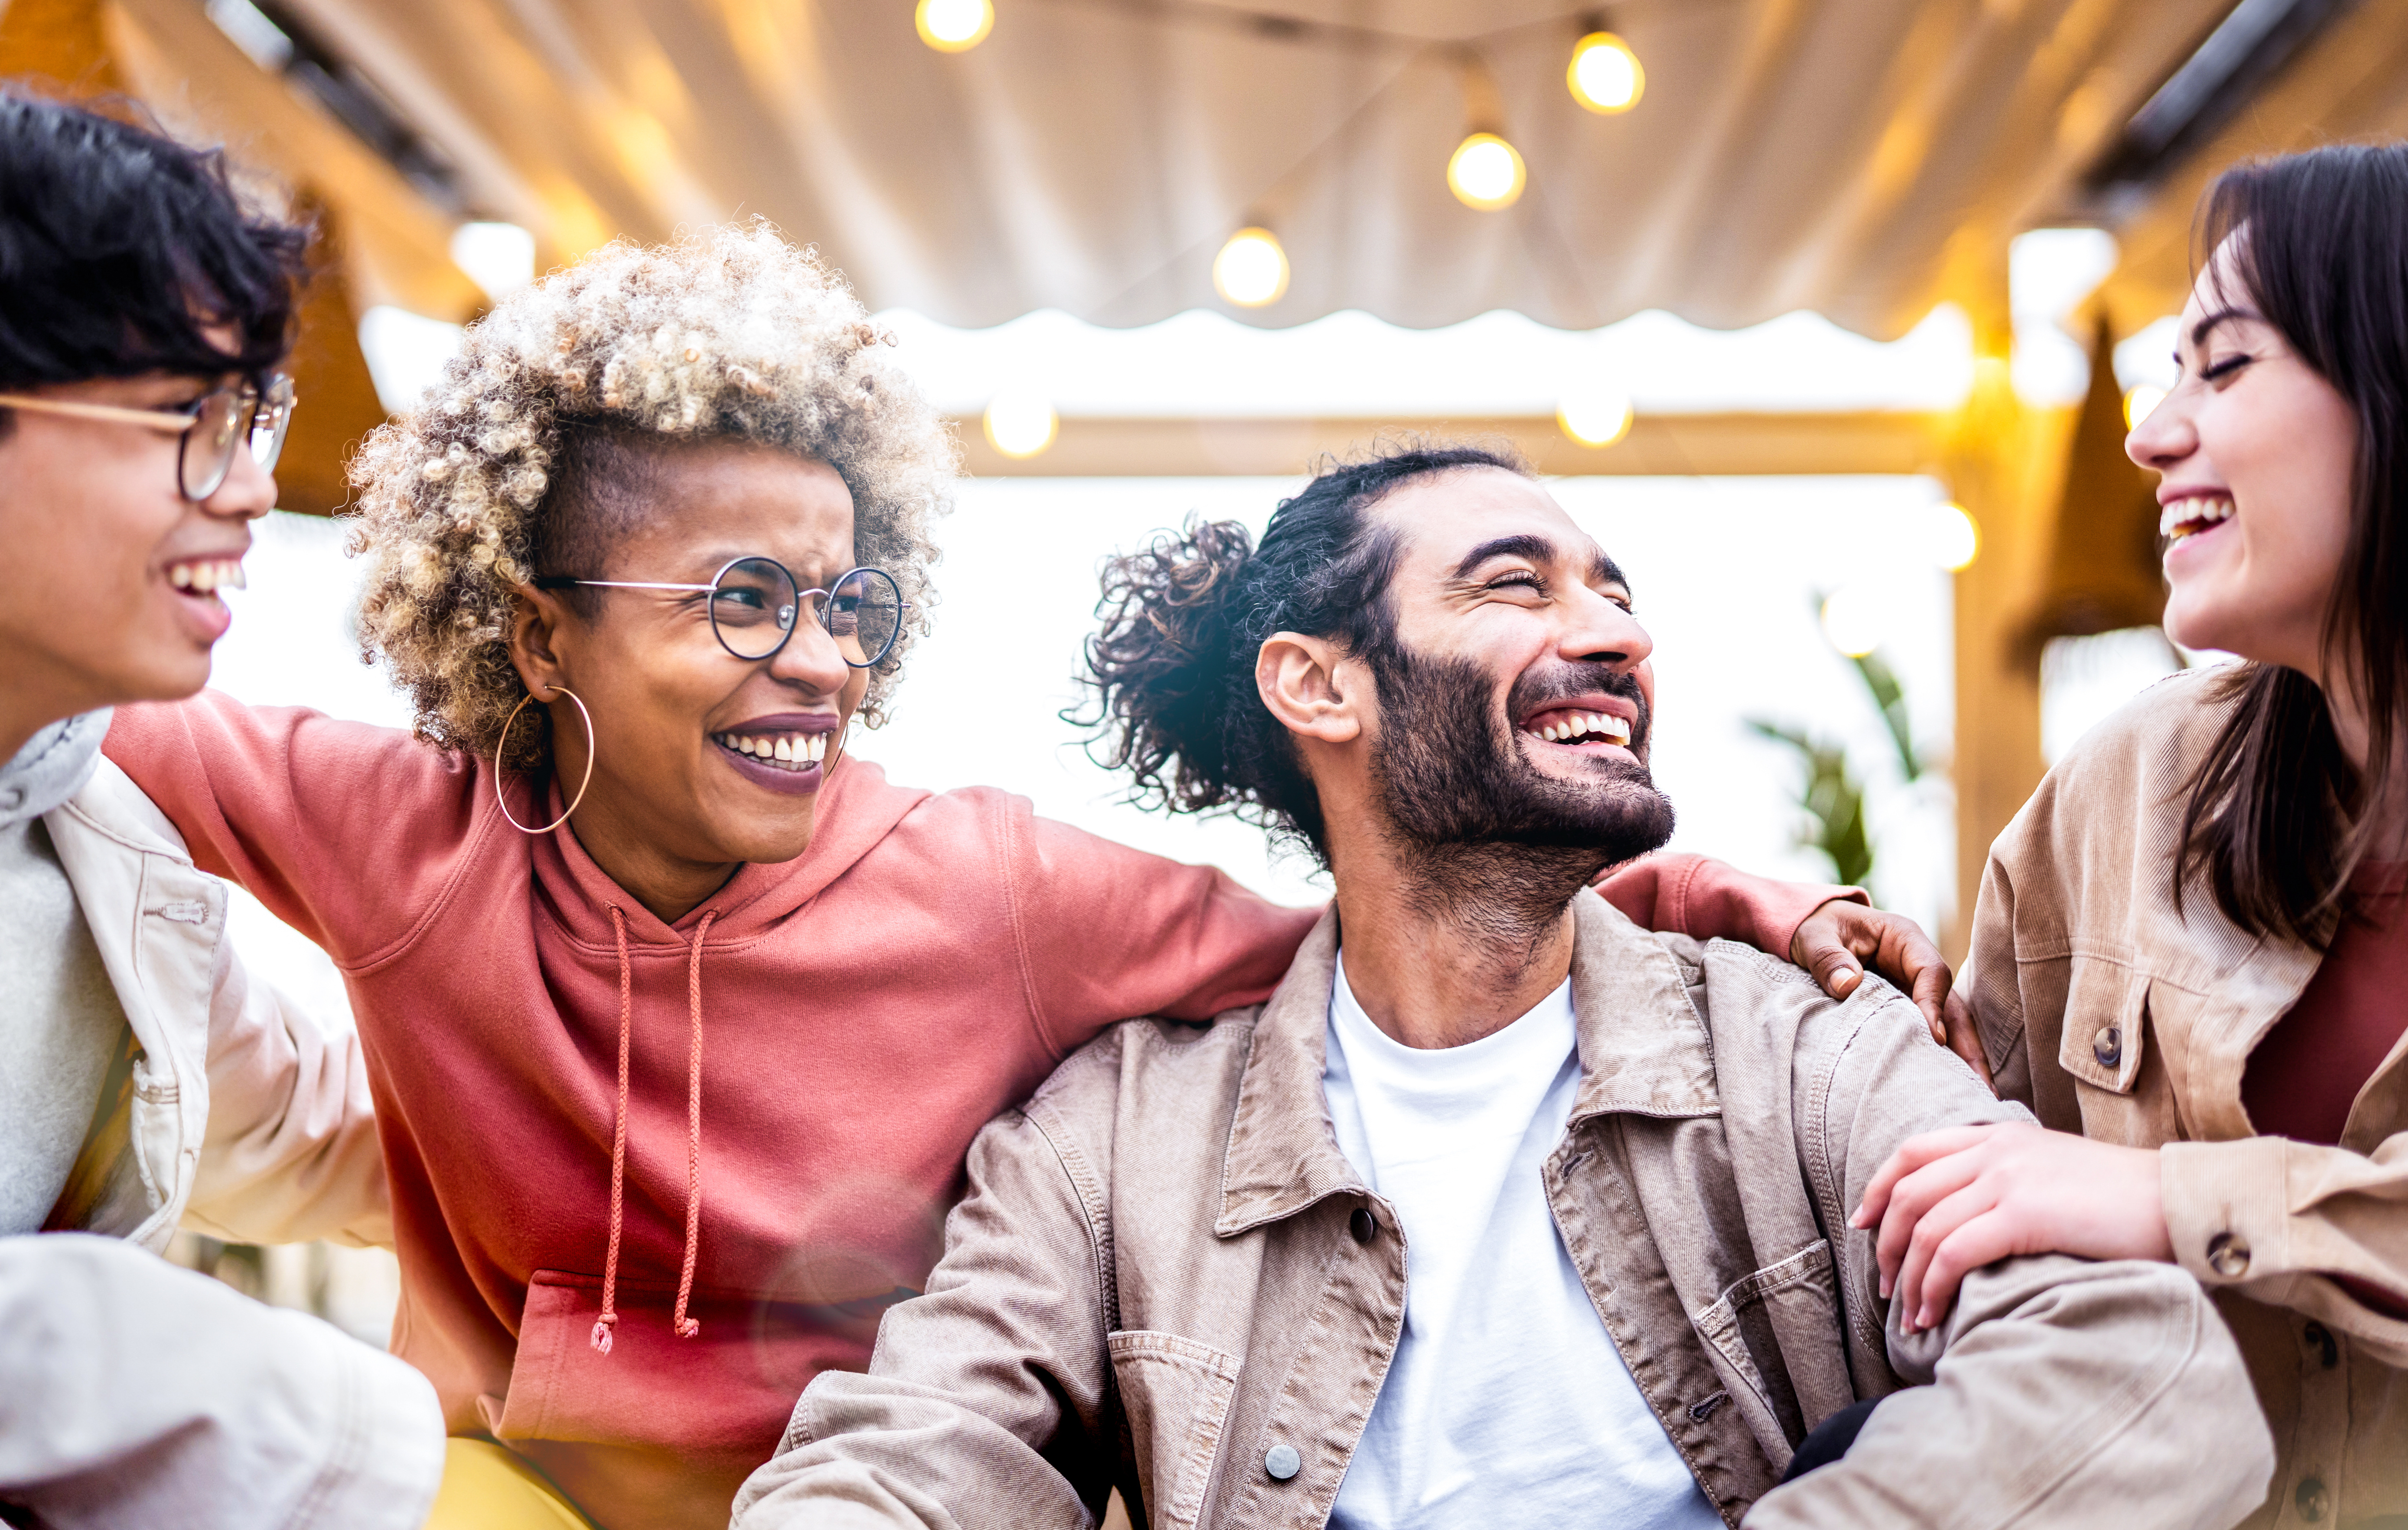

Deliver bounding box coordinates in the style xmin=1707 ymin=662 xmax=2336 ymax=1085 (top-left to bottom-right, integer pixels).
xmin=1215 ymin=887 xmax=1719 ymax=1237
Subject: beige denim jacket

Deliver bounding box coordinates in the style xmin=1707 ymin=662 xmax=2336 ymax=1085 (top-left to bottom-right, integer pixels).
xmin=1970 ymin=667 xmax=2408 ymax=1530
xmin=736 ymin=893 xmax=2269 ymax=1530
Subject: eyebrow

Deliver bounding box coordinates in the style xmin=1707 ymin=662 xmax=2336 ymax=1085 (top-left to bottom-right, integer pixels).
xmin=2189 ymin=306 xmax=2260 ymax=348
xmin=1451 ymin=533 xmax=1626 ymax=591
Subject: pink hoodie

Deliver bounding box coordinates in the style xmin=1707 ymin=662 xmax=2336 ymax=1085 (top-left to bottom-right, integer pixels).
xmin=107 ymin=692 xmax=1844 ymax=1530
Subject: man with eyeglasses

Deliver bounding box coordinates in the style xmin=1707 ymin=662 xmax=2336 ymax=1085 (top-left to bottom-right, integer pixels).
xmin=0 ymin=89 xmax=443 ymax=1529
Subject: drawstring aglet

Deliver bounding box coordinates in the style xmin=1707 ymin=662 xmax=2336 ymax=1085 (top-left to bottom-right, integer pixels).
xmin=675 ymin=1316 xmax=700 ymax=1339
xmin=591 ymin=1313 xmax=617 ymax=1354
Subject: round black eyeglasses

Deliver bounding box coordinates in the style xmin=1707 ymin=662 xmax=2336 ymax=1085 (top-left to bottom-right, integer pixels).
xmin=0 ymin=372 xmax=296 ymax=502
xmin=534 ymin=558 xmax=908 ymax=668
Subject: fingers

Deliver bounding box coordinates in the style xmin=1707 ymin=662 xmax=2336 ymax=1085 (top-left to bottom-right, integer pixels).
xmin=1892 ymin=1179 xmax=1998 ymax=1328
xmin=1939 ymin=991 xmax=1995 ymax=1093
xmin=1913 ymin=1213 xmax=2025 ymax=1332
xmin=1871 ymin=1149 xmax=1987 ymax=1295
xmin=1852 ymin=1124 xmax=1998 ymax=1231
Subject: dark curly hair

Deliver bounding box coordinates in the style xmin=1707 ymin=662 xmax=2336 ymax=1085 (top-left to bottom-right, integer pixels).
xmin=0 ymin=89 xmax=308 ymax=397
xmin=1072 ymin=442 xmax=1528 ymax=862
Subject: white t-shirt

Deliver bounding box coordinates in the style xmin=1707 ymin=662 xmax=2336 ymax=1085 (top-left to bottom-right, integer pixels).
xmin=1322 ymin=953 xmax=1722 ymax=1530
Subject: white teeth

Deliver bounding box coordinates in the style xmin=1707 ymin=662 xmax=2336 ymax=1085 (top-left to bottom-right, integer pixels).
xmin=809 ymin=734 xmax=825 ymax=762
xmin=170 ymin=565 xmax=193 ymax=589
xmin=714 ymin=731 xmax=833 ymax=768
xmin=169 ymin=559 xmax=244 ymax=594
xmin=773 ymin=737 xmax=795 ymax=762
xmin=2160 ymin=496 xmax=2235 ymax=539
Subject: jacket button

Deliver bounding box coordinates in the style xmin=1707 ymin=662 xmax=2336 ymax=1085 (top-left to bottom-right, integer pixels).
xmin=2206 ymin=1232 xmax=2251 ymax=1278
xmin=1350 ymin=1207 xmax=1377 ymax=1244
xmin=1264 ymin=1444 xmax=1301 ymax=1481
xmin=2296 ymin=1476 xmax=2330 ymax=1522
xmin=2092 ymin=1025 xmax=2122 ymax=1067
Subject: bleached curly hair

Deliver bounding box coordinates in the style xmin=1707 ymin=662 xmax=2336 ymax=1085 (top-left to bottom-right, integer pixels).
xmin=347 ymin=222 xmax=956 ymax=768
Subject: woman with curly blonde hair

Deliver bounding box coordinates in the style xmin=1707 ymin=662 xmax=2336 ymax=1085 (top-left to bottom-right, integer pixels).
xmin=101 ymin=223 xmax=1936 ymax=1529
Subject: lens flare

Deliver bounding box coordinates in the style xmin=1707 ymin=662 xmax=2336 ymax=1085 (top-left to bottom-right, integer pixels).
xmin=983 ymin=389 xmax=1057 ymax=459
xmin=1558 ymin=387 xmax=1634 ymax=448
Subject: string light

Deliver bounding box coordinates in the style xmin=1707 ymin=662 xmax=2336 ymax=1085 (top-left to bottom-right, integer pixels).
xmin=2124 ymin=384 xmax=2165 ymax=430
xmin=1447 ymin=133 xmax=1525 ymax=211
xmin=1567 ymin=32 xmax=1644 ymax=113
xmin=1820 ymin=585 xmax=1888 ymax=657
xmin=1213 ymin=227 xmax=1290 ymax=307
xmin=983 ymin=390 xmax=1056 ymax=458
xmin=1557 ymin=386 xmax=1633 ymax=448
xmin=1930 ymin=504 xmax=1980 ymax=572
xmin=916 ymin=0 xmax=992 ymax=52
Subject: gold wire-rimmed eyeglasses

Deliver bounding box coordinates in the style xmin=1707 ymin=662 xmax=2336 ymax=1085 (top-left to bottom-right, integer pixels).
xmin=0 ymin=372 xmax=297 ymax=502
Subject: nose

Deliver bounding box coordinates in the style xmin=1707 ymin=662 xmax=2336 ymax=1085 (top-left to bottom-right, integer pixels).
xmin=1564 ymin=587 xmax=1653 ymax=675
xmin=201 ymin=435 xmax=277 ymax=521
xmin=2124 ymin=382 xmax=2197 ymax=474
xmin=766 ymin=605 xmax=854 ymax=695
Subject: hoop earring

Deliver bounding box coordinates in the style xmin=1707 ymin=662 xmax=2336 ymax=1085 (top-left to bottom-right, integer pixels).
xmin=495 ymin=685 xmax=597 ymax=835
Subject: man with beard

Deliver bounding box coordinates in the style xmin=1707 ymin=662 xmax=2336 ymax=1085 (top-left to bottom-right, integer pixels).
xmin=732 ymin=446 xmax=2270 ymax=1530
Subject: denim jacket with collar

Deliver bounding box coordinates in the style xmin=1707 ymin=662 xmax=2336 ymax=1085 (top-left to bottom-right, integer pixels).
xmin=737 ymin=891 xmax=2269 ymax=1530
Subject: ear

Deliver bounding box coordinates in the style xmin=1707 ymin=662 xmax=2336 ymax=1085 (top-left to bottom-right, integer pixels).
xmin=1255 ymin=631 xmax=1365 ymax=746
xmin=507 ymin=584 xmax=577 ymax=698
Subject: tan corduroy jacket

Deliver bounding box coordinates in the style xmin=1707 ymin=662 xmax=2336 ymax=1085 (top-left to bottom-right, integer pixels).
xmin=735 ymin=893 xmax=2270 ymax=1530
xmin=1971 ymin=667 xmax=2408 ymax=1530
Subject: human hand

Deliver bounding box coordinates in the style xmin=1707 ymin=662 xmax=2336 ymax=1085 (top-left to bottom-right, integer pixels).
xmin=1790 ymin=897 xmax=1992 ymax=1090
xmin=1849 ymin=1122 xmax=2172 ymax=1332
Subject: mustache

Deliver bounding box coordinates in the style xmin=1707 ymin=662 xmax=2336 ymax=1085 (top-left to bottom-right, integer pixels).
xmin=1505 ymin=663 xmax=1650 ymax=750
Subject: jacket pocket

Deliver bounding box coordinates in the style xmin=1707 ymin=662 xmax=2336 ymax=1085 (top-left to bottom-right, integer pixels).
xmin=1108 ymin=1329 xmax=1242 ymax=1530
xmin=2057 ymin=959 xmax=2148 ymax=1095
xmin=1690 ymin=1240 xmax=1843 ymax=1459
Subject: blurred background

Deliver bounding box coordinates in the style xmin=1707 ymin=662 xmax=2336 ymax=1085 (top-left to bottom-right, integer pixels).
xmin=4 ymin=0 xmax=2402 ymax=1340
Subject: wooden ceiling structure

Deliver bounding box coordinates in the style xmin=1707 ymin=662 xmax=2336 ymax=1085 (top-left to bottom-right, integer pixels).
xmin=3 ymin=0 xmax=2405 ymax=947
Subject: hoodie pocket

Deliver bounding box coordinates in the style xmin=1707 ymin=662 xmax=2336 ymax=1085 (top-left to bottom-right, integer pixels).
xmin=1109 ymin=1329 xmax=1242 ymax=1530
xmin=492 ymin=1269 xmax=912 ymax=1530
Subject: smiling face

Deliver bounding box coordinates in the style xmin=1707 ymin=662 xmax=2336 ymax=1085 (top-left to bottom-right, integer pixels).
xmin=0 ymin=368 xmax=275 ymax=752
xmin=509 ymin=437 xmax=868 ymax=883
xmin=2129 ymin=237 xmax=2361 ymax=677
xmin=1354 ymin=467 xmax=1674 ymax=863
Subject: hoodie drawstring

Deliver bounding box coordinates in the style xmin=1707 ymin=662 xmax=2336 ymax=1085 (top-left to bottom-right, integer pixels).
xmin=674 ymin=909 xmax=715 ymax=1339
xmin=590 ymin=905 xmax=716 ymax=1355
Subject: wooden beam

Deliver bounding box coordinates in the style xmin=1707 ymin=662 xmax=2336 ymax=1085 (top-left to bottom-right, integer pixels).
xmin=948 ymin=411 xmax=1953 ymax=479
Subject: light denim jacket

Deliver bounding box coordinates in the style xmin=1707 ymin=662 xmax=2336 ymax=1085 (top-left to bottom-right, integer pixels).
xmin=736 ymin=892 xmax=2272 ymax=1530
xmin=0 ymin=752 xmax=443 ymax=1530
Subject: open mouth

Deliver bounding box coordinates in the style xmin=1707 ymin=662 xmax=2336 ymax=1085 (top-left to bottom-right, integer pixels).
xmin=2160 ymin=495 xmax=2234 ymax=544
xmin=1521 ymin=708 xmax=1632 ymax=749
xmin=710 ymin=730 xmax=830 ymax=771
xmin=166 ymin=556 xmax=246 ymax=600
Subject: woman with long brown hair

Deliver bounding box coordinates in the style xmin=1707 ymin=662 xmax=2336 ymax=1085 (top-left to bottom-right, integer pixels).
xmin=1856 ymin=143 xmax=2408 ymax=1527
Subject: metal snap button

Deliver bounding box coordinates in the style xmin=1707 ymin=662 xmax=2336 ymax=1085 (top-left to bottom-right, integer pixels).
xmin=1350 ymin=1207 xmax=1377 ymax=1244
xmin=2206 ymin=1232 xmax=2251 ymax=1278
xmin=2092 ymin=1025 xmax=2122 ymax=1068
xmin=2295 ymin=1475 xmax=2330 ymax=1523
xmin=1265 ymin=1443 xmax=1301 ymax=1481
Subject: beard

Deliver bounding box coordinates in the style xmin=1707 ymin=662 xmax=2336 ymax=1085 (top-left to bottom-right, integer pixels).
xmin=1364 ymin=641 xmax=1676 ymax=934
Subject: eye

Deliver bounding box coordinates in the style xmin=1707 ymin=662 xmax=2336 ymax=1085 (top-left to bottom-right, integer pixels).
xmin=1486 ymin=570 xmax=1544 ymax=593
xmin=2201 ymin=353 xmax=2253 ymax=383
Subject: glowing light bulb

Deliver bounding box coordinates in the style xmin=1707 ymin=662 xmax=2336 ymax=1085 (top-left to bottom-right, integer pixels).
xmin=1447 ymin=133 xmax=1525 ymax=211
xmin=1929 ymin=503 xmax=1980 ymax=572
xmin=450 ymin=221 xmax=535 ymax=299
xmin=983 ymin=389 xmax=1056 ymax=459
xmin=1213 ymin=227 xmax=1289 ymax=308
xmin=916 ymin=0 xmax=992 ymax=52
xmin=1820 ymin=585 xmax=1888 ymax=658
xmin=1557 ymin=387 xmax=1634 ymax=448
xmin=2123 ymin=384 xmax=2165 ymax=430
xmin=1567 ymin=32 xmax=1644 ymax=114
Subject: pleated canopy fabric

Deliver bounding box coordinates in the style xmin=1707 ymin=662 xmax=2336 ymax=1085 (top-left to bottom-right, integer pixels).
xmin=126 ymin=0 xmax=2272 ymax=338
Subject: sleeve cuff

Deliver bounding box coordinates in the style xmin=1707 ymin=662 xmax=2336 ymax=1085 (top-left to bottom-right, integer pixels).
xmin=2161 ymin=1137 xmax=2292 ymax=1287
